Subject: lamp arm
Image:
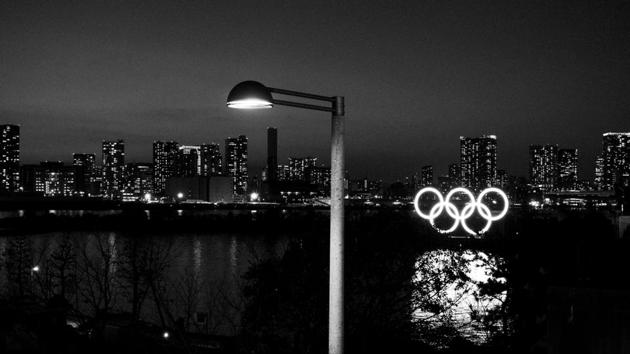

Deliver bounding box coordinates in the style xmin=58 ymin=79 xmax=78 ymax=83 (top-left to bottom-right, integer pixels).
xmin=269 ymin=87 xmax=335 ymax=102
xmin=271 ymin=99 xmax=333 ymax=113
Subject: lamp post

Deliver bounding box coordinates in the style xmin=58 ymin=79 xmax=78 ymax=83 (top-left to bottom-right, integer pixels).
xmin=227 ymin=81 xmax=345 ymax=354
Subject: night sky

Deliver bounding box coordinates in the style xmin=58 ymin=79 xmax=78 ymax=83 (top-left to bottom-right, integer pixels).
xmin=2 ymin=1 xmax=630 ymax=181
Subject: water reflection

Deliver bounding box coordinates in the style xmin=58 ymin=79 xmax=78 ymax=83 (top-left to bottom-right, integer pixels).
xmin=0 ymin=231 xmax=289 ymax=336
xmin=412 ymin=249 xmax=509 ymax=345
xmin=229 ymin=235 xmax=238 ymax=277
xmin=193 ymin=238 xmax=201 ymax=273
xmin=108 ymin=232 xmax=118 ymax=274
xmin=0 ymin=229 xmax=510 ymax=344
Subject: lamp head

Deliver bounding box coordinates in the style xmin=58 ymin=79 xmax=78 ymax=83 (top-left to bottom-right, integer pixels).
xmin=227 ymin=81 xmax=273 ymax=109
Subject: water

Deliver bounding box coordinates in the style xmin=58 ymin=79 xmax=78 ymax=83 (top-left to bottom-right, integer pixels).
xmin=0 ymin=209 xmax=510 ymax=344
xmin=0 ymin=230 xmax=290 ymax=336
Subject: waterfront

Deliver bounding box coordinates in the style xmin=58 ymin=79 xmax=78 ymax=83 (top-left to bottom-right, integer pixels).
xmin=0 ymin=230 xmax=290 ymax=337
xmin=0 ymin=209 xmax=509 ymax=345
xmin=0 ymin=208 xmax=629 ymax=353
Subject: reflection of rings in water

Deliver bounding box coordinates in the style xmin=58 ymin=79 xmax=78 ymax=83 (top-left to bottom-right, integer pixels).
xmin=413 ymin=187 xmax=509 ymax=235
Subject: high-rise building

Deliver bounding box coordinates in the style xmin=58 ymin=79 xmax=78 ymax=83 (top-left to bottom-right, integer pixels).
xmin=306 ymin=165 xmax=331 ymax=192
xmin=122 ymin=163 xmax=154 ymax=202
xmin=460 ymin=135 xmax=497 ymax=190
xmin=421 ymin=165 xmax=433 ymax=187
xmin=225 ymin=135 xmax=248 ymax=195
xmin=289 ymin=157 xmax=317 ymax=182
xmin=448 ymin=163 xmax=460 ymax=186
xmin=558 ymin=148 xmax=578 ymax=190
xmin=177 ymin=145 xmax=201 ymax=176
xmin=595 ymin=155 xmax=605 ymax=190
xmin=267 ymin=127 xmax=278 ymax=183
xmin=409 ymin=172 xmax=420 ymax=191
xmin=91 ymin=166 xmax=103 ymax=195
xmin=277 ymin=164 xmax=290 ymax=181
xmin=0 ymin=124 xmax=20 ymax=192
xmin=529 ymin=144 xmax=558 ymax=190
xmin=20 ymin=161 xmax=76 ymax=197
xmin=601 ymin=132 xmax=630 ymax=190
xmin=102 ymin=140 xmax=125 ymax=199
xmin=73 ymin=153 xmax=96 ymax=195
xmin=153 ymin=141 xmax=179 ymax=196
xmin=496 ymin=169 xmax=508 ymax=189
xmin=200 ymin=143 xmax=222 ymax=176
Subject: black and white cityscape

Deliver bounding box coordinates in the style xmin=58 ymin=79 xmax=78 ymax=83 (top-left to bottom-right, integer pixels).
xmin=1 ymin=1 xmax=630 ymax=354
xmin=2 ymin=124 xmax=630 ymax=210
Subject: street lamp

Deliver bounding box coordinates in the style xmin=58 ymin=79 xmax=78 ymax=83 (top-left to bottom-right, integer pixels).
xmin=227 ymin=80 xmax=345 ymax=354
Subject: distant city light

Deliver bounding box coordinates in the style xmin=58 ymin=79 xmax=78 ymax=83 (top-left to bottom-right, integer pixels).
xmin=413 ymin=187 xmax=509 ymax=236
xmin=32 ymin=265 xmax=40 ymax=272
xmin=250 ymin=192 xmax=259 ymax=201
xmin=3 ymin=122 xmax=628 ymax=207
xmin=529 ymin=200 xmax=541 ymax=208
xmin=162 ymin=331 xmax=169 ymax=339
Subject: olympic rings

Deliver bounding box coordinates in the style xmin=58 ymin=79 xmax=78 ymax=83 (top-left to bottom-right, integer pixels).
xmin=413 ymin=187 xmax=509 ymax=235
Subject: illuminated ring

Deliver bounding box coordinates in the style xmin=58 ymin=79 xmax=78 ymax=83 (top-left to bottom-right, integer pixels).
xmin=413 ymin=187 xmax=444 ymax=219
xmin=461 ymin=203 xmax=493 ymax=235
xmin=413 ymin=187 xmax=509 ymax=236
xmin=476 ymin=187 xmax=509 ymax=221
xmin=444 ymin=187 xmax=477 ymax=220
xmin=428 ymin=202 xmax=459 ymax=234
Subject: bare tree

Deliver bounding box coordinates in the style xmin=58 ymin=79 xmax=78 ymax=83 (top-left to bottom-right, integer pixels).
xmin=48 ymin=235 xmax=77 ymax=299
xmin=118 ymin=237 xmax=152 ymax=320
xmin=117 ymin=235 xmax=177 ymax=328
xmin=76 ymin=233 xmax=119 ymax=317
xmin=410 ymin=249 xmax=512 ymax=346
xmin=208 ymin=279 xmax=245 ymax=335
xmin=5 ymin=236 xmax=34 ymax=298
xmin=29 ymin=238 xmax=54 ymax=301
xmin=174 ymin=268 xmax=204 ymax=332
xmin=144 ymin=237 xmax=177 ymax=328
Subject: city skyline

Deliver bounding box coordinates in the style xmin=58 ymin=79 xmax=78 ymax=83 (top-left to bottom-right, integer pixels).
xmin=2 ymin=1 xmax=630 ymax=181
xmin=5 ymin=122 xmax=627 ymax=182
xmin=4 ymin=122 xmax=629 ymax=191
xmin=3 ymin=122 xmax=630 ymax=184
